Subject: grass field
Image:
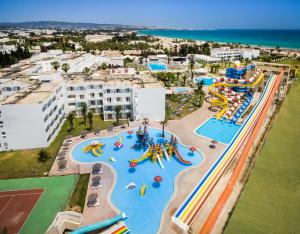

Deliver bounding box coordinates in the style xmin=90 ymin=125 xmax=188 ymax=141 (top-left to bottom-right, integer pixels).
xmin=0 ymin=175 xmax=78 ymax=234
xmin=68 ymin=174 xmax=90 ymax=213
xmin=225 ymin=61 xmax=300 ymax=234
xmin=0 ymin=116 xmax=119 ymax=179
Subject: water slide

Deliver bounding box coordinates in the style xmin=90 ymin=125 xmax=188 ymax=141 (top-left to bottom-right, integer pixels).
xmin=173 ymin=149 xmax=191 ymax=165
xmin=162 ymin=146 xmax=170 ymax=161
xmin=70 ymin=213 xmax=126 ymax=234
xmin=231 ymin=91 xmax=253 ymax=124
xmin=92 ymin=148 xmax=101 ymax=157
xmin=156 ymin=154 xmax=165 ymax=169
xmin=129 ymin=148 xmax=152 ymax=163
xmin=200 ymin=71 xmax=283 ymax=234
xmin=209 ymin=72 xmax=264 ymax=119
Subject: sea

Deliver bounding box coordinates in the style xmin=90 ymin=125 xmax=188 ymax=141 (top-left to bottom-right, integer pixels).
xmin=138 ymin=29 xmax=300 ymax=49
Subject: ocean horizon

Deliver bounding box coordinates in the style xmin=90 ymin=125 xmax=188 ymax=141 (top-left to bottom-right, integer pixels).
xmin=138 ymin=29 xmax=300 ymax=50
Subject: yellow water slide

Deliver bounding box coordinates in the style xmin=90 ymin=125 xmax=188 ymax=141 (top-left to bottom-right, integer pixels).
xmin=209 ymin=73 xmax=264 ymax=119
xmin=129 ymin=149 xmax=152 ymax=163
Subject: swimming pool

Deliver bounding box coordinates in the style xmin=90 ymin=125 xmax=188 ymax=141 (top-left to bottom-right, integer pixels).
xmin=148 ymin=63 xmax=167 ymax=71
xmin=194 ymin=118 xmax=241 ymax=144
xmin=72 ymin=128 xmax=202 ymax=234
xmin=194 ymin=77 xmax=215 ymax=86
xmin=174 ymin=87 xmax=190 ymax=93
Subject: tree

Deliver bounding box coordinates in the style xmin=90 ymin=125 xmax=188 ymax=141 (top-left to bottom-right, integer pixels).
xmin=66 ymin=111 xmax=75 ymax=130
xmin=80 ymin=103 xmax=88 ymax=124
xmin=245 ymin=58 xmax=249 ymax=66
xmin=61 ymin=63 xmax=70 ymax=73
xmin=189 ymin=55 xmax=195 ymax=80
xmin=83 ymin=67 xmax=91 ymax=79
xmin=160 ymin=119 xmax=168 ymax=138
xmin=114 ymin=105 xmax=122 ymax=124
xmin=197 ymin=80 xmax=205 ymax=92
xmin=87 ymin=111 xmax=93 ymax=130
xmin=38 ymin=148 xmax=49 ymax=162
xmin=123 ymin=57 xmax=134 ymax=68
xmin=182 ymin=75 xmax=187 ymax=86
xmin=99 ymin=63 xmax=108 ymax=70
xmin=51 ymin=61 xmax=60 ymax=71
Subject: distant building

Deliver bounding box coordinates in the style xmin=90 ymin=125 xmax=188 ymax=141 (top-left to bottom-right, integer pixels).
xmin=210 ymin=47 xmax=260 ymax=60
xmin=85 ymin=34 xmax=113 ymax=43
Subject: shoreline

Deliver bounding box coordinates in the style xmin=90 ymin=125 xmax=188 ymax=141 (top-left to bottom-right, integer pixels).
xmin=137 ymin=30 xmax=300 ymax=51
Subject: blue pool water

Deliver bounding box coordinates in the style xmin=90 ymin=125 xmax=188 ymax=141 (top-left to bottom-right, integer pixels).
xmin=174 ymin=87 xmax=190 ymax=93
xmin=72 ymin=128 xmax=202 ymax=234
xmin=195 ymin=118 xmax=241 ymax=144
xmin=148 ymin=63 xmax=167 ymax=71
xmin=194 ymin=77 xmax=215 ymax=86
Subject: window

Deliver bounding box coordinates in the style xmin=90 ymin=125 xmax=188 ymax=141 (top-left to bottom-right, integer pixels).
xmin=2 ymin=132 xmax=6 ymax=135
xmin=116 ymin=97 xmax=122 ymax=102
xmin=98 ymin=93 xmax=103 ymax=97
xmin=107 ymin=98 xmax=112 ymax=103
xmin=107 ymin=114 xmax=113 ymax=119
xmin=78 ymin=86 xmax=85 ymax=91
xmin=90 ymin=93 xmax=95 ymax=98
xmin=67 ymin=86 xmax=74 ymax=91
xmin=90 ymin=100 xmax=96 ymax=105
xmin=67 ymin=95 xmax=76 ymax=99
xmin=115 ymin=89 xmax=121 ymax=93
xmin=105 ymin=89 xmax=111 ymax=93
xmin=79 ymin=95 xmax=85 ymax=99
xmin=126 ymin=97 xmax=130 ymax=102
xmin=68 ymin=103 xmax=76 ymax=106
xmin=125 ymin=88 xmax=131 ymax=93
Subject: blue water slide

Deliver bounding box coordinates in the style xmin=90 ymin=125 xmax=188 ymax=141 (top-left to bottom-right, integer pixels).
xmin=231 ymin=91 xmax=253 ymax=124
xmin=71 ymin=213 xmax=127 ymax=234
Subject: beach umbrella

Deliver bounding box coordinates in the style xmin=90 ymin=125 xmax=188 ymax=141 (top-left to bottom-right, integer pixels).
xmin=189 ymin=146 xmax=197 ymax=154
xmin=154 ymin=176 xmax=163 ymax=183
xmin=211 ymin=140 xmax=218 ymax=144
xmin=129 ymin=162 xmax=137 ymax=168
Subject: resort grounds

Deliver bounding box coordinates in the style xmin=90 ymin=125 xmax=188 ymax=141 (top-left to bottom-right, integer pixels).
xmin=224 ymin=61 xmax=300 ymax=234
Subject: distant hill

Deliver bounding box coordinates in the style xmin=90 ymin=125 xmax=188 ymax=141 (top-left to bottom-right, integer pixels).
xmin=0 ymin=21 xmax=148 ymax=30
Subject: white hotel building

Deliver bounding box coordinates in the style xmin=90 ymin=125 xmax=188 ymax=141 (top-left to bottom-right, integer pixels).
xmin=210 ymin=47 xmax=260 ymax=61
xmin=0 ymin=76 xmax=165 ymax=151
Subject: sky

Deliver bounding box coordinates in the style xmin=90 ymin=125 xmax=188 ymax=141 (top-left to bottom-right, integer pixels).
xmin=0 ymin=0 xmax=300 ymax=29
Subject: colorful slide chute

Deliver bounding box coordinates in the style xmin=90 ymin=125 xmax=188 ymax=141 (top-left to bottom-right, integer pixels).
xmin=209 ymin=71 xmax=264 ymax=119
xmin=83 ymin=140 xmax=105 ymax=157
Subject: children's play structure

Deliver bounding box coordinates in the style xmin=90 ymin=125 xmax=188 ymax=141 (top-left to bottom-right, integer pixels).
xmin=130 ymin=130 xmax=192 ymax=167
xmin=82 ymin=141 xmax=105 ymax=157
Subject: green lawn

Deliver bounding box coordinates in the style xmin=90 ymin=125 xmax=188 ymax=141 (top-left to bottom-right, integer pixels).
xmin=67 ymin=174 xmax=90 ymax=213
xmin=0 ymin=116 xmax=119 ymax=179
xmin=225 ymin=61 xmax=300 ymax=234
xmin=0 ymin=175 xmax=78 ymax=234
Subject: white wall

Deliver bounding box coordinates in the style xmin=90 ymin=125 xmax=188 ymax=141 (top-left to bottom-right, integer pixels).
xmin=135 ymin=88 xmax=165 ymax=121
xmin=0 ymin=104 xmax=47 ymax=150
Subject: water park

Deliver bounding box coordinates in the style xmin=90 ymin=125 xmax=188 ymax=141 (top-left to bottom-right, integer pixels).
xmin=0 ymin=61 xmax=288 ymax=234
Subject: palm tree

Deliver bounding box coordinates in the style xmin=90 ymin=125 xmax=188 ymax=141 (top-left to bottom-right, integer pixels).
xmin=66 ymin=111 xmax=75 ymax=130
xmin=189 ymin=55 xmax=195 ymax=80
xmin=160 ymin=119 xmax=168 ymax=138
xmin=245 ymin=58 xmax=249 ymax=66
xmin=51 ymin=61 xmax=60 ymax=71
xmin=38 ymin=148 xmax=49 ymax=162
xmin=61 ymin=63 xmax=70 ymax=73
xmin=197 ymin=80 xmax=205 ymax=92
xmin=80 ymin=103 xmax=88 ymax=124
xmin=182 ymin=75 xmax=187 ymax=86
xmin=83 ymin=67 xmax=91 ymax=79
xmin=87 ymin=111 xmax=93 ymax=130
xmin=114 ymin=105 xmax=122 ymax=124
